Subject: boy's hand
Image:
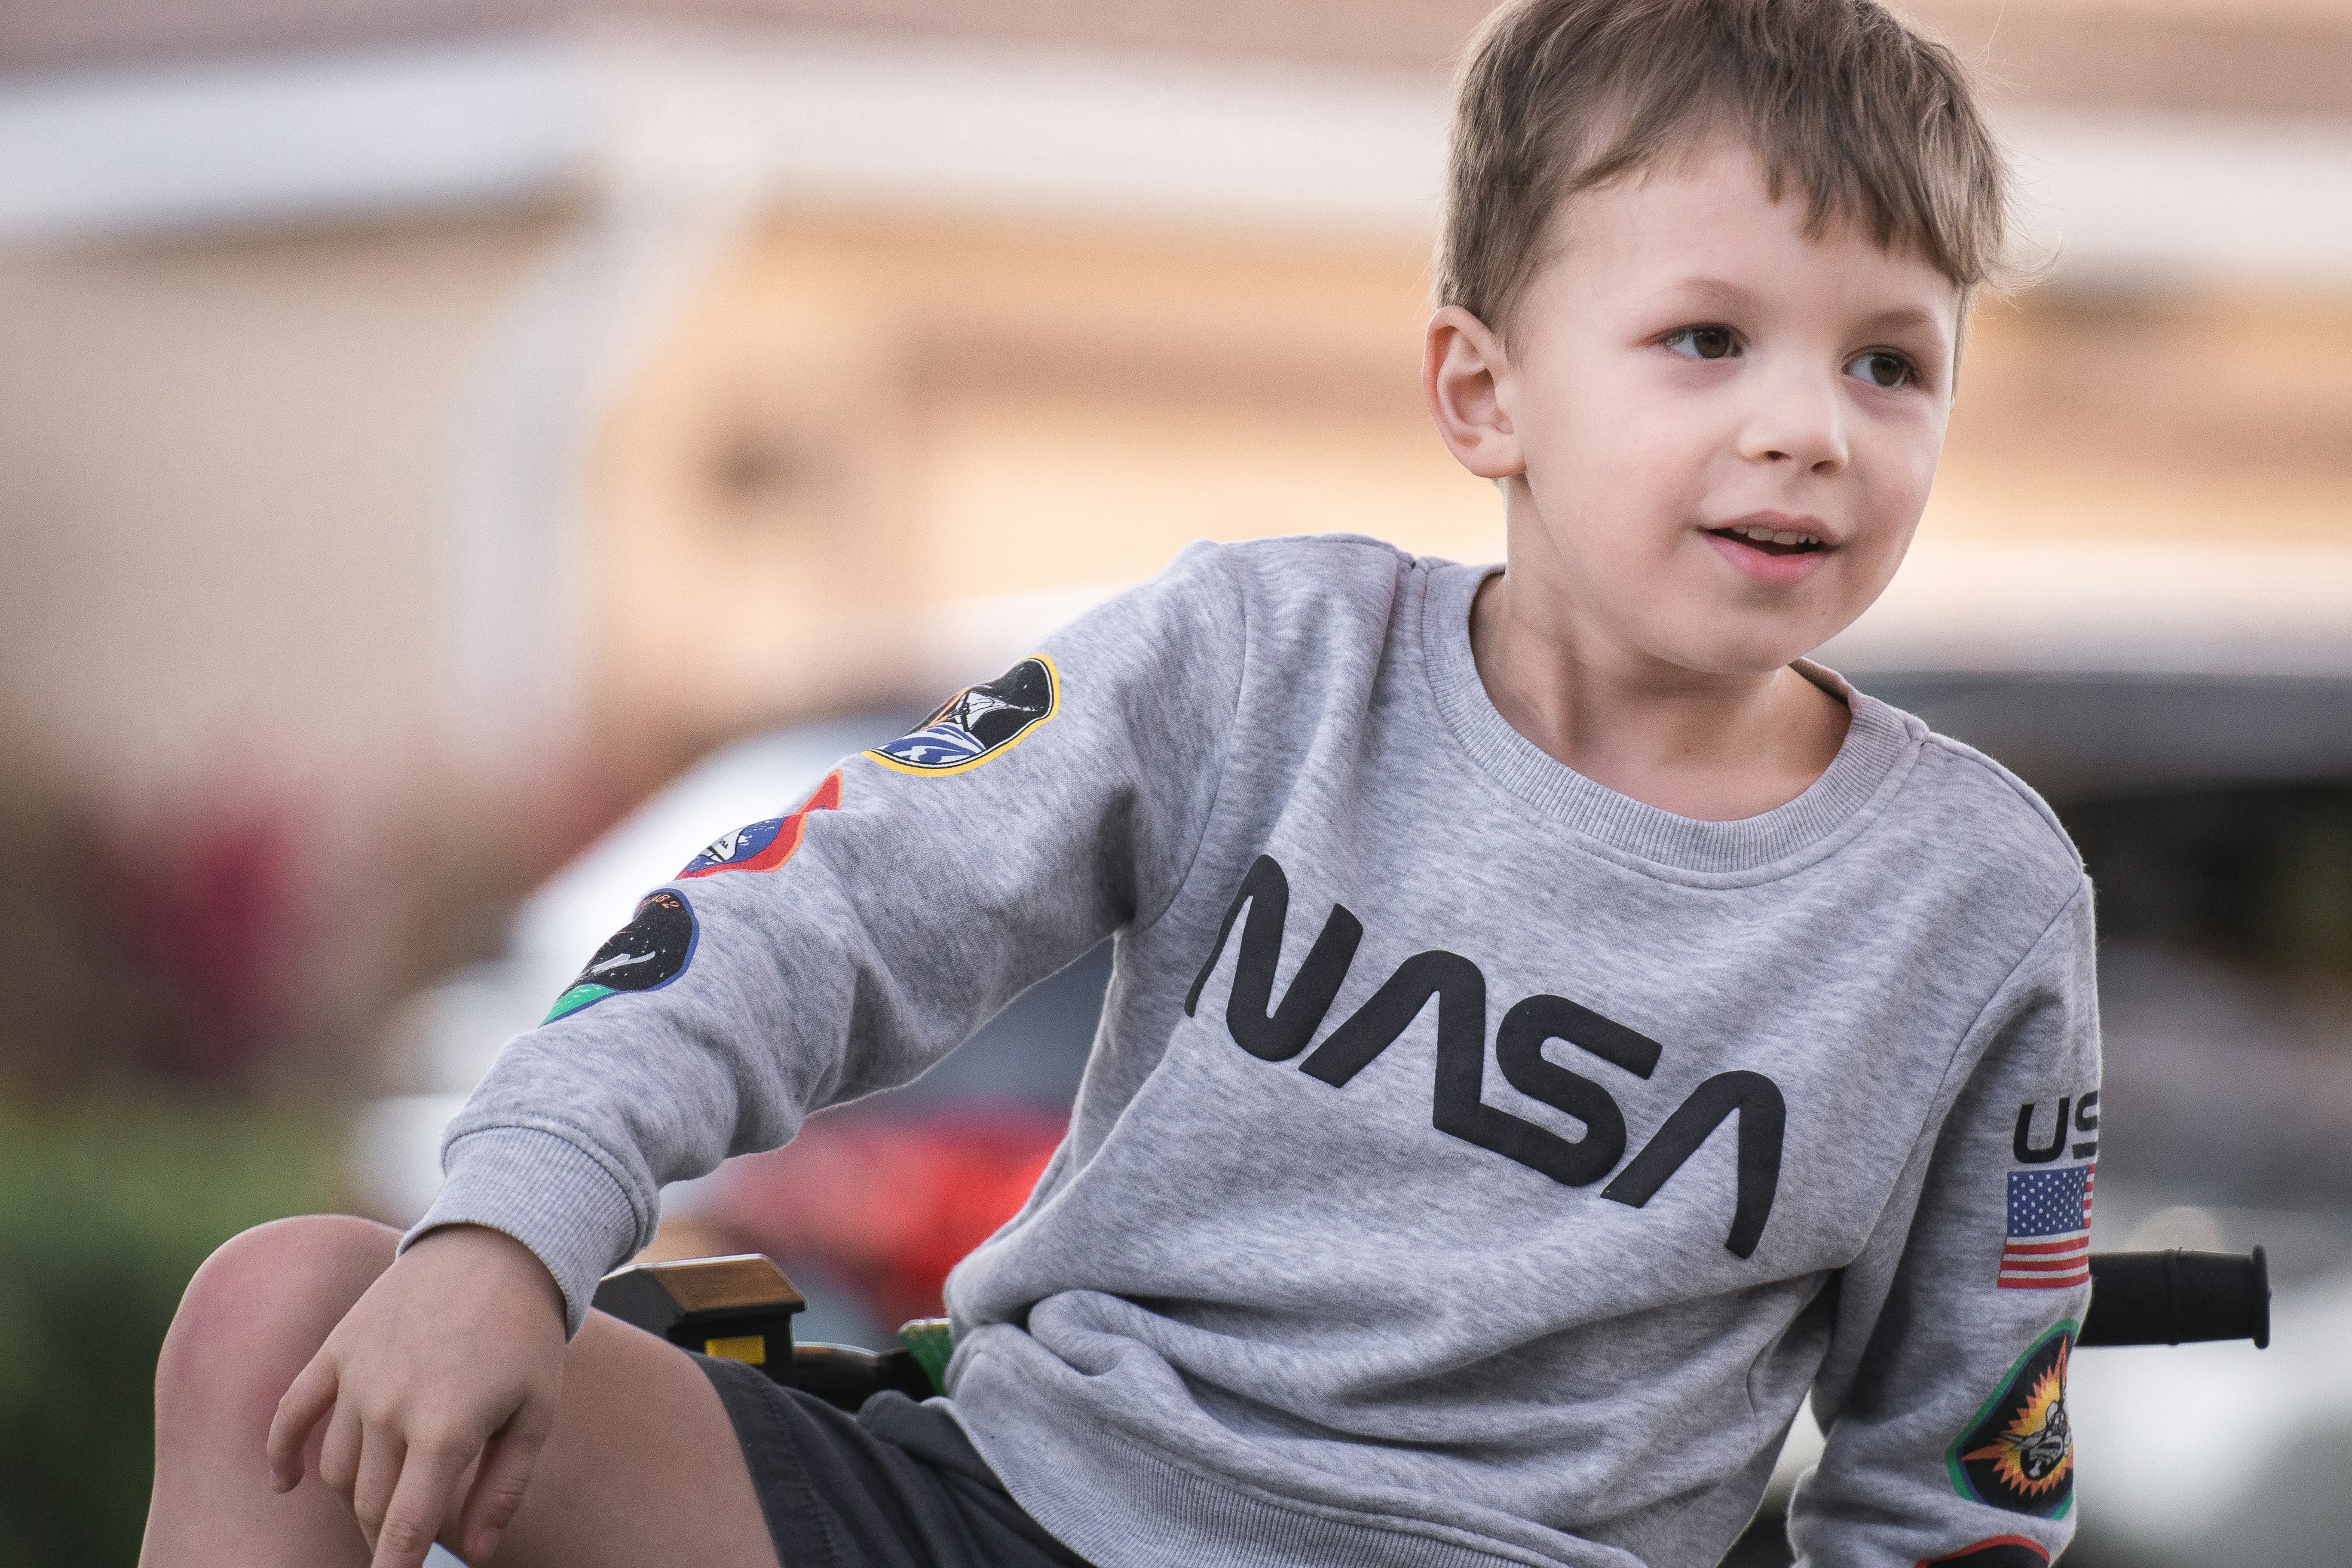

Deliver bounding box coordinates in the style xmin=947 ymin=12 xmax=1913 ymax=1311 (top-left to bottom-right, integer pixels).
xmin=265 ymin=1223 xmax=568 ymax=1567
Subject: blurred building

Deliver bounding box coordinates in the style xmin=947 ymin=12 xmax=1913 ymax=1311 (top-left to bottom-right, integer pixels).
xmin=7 ymin=0 xmax=2351 ymax=804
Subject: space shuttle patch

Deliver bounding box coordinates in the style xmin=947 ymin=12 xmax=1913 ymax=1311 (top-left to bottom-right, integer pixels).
xmin=868 ymin=657 xmax=1058 ymax=775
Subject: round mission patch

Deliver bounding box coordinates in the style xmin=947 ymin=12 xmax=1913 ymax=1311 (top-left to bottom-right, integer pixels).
xmin=867 ymin=656 xmax=1058 ymax=774
xmin=544 ymin=889 xmax=698 ymax=1024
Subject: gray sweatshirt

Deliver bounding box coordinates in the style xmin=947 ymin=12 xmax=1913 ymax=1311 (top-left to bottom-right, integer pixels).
xmin=413 ymin=535 xmax=2102 ymax=1568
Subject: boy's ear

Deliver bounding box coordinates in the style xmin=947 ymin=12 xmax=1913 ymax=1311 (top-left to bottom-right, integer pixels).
xmin=1423 ymin=305 xmax=1525 ymax=482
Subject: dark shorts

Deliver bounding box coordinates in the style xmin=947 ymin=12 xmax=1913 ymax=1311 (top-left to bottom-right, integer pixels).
xmin=694 ymin=1353 xmax=1094 ymax=1568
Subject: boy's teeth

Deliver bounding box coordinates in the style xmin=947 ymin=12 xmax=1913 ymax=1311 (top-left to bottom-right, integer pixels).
xmin=1732 ymin=523 xmax=1817 ymax=546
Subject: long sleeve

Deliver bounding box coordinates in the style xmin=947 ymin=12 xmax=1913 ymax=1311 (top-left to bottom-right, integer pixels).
xmin=1789 ymin=878 xmax=2102 ymax=1568
xmin=403 ymin=543 xmax=1248 ymax=1334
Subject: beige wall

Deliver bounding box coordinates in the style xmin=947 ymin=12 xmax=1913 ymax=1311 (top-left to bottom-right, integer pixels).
xmin=1933 ymin=287 xmax=2352 ymax=548
xmin=584 ymin=215 xmax=1499 ymax=757
xmin=0 ymin=208 xmax=574 ymax=807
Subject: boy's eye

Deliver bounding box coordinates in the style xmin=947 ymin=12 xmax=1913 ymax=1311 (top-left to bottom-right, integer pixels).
xmin=1846 ymin=350 xmax=1915 ymax=390
xmin=1662 ymin=326 xmax=1738 ymax=361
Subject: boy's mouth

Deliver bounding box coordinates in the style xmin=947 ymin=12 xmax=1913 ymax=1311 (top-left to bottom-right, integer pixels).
xmin=1704 ymin=521 xmax=1827 ymax=558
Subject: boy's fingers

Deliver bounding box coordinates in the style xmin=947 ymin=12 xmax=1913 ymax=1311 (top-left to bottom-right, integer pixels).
xmin=264 ymin=1354 xmax=337 ymax=1490
xmin=457 ymin=1404 xmax=553 ymax=1560
xmin=351 ymin=1426 xmax=406 ymax=1546
xmin=372 ymin=1438 xmax=474 ymax=1568
xmin=318 ymin=1400 xmax=364 ymax=1500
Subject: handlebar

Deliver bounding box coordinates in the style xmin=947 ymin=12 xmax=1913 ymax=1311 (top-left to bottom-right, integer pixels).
xmin=2079 ymin=1247 xmax=2270 ymax=1349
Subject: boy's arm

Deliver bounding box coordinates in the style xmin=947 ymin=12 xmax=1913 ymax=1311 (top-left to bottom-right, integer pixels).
xmin=408 ymin=542 xmax=1249 ymax=1334
xmin=1789 ymin=878 xmax=2100 ymax=1568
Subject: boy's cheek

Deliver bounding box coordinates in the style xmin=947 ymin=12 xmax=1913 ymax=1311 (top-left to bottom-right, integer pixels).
xmin=1859 ymin=406 xmax=1950 ymax=510
xmin=1852 ymin=466 xmax=1937 ymax=569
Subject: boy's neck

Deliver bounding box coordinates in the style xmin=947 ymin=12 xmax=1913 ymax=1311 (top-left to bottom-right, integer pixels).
xmin=1467 ymin=571 xmax=1851 ymax=823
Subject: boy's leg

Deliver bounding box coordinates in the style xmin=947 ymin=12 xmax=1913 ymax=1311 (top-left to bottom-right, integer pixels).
xmin=142 ymin=1214 xmax=780 ymax=1568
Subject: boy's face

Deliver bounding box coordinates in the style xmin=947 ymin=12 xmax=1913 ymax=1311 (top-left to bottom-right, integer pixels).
xmin=1428 ymin=137 xmax=1961 ymax=676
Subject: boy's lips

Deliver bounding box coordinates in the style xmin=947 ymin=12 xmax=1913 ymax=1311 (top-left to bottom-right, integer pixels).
xmin=1701 ymin=513 xmax=1836 ymax=586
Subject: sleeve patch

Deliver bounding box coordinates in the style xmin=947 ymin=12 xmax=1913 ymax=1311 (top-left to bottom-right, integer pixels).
xmin=1999 ymin=1163 xmax=2094 ymax=1290
xmin=678 ymin=770 xmax=842 ymax=878
xmin=544 ymin=889 xmax=698 ymax=1023
xmin=868 ymin=656 xmax=1058 ymax=775
xmin=1947 ymin=1324 xmax=2075 ymax=1518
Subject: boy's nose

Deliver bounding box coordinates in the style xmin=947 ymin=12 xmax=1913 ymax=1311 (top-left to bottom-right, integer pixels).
xmin=1737 ymin=372 xmax=1848 ymax=476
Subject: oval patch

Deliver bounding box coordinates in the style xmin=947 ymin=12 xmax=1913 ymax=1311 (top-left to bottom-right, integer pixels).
xmin=868 ymin=656 xmax=1058 ymax=775
xmin=544 ymin=889 xmax=698 ymax=1023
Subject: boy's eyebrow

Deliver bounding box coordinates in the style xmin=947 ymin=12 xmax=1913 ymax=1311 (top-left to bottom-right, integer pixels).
xmin=1849 ymin=304 xmax=1951 ymax=341
xmin=1654 ymin=276 xmax=1765 ymax=311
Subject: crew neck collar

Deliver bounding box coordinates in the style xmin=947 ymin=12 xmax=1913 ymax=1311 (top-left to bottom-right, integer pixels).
xmin=1418 ymin=561 xmax=1921 ymax=879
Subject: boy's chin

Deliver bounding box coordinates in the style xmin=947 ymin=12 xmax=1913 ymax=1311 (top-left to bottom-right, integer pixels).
xmin=1649 ymin=630 xmax=1833 ymax=681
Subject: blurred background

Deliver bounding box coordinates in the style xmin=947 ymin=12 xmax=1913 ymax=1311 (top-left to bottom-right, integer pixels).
xmin=2 ymin=0 xmax=2348 ymax=1562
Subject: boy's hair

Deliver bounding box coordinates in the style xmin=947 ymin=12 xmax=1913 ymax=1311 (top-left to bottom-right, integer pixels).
xmin=1440 ymin=0 xmax=2011 ymax=337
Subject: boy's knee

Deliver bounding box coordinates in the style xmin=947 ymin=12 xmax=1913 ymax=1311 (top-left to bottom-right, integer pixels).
xmin=158 ymin=1214 xmax=398 ymax=1416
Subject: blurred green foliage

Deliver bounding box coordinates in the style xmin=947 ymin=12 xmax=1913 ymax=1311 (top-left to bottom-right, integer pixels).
xmin=0 ymin=1095 xmax=337 ymax=1567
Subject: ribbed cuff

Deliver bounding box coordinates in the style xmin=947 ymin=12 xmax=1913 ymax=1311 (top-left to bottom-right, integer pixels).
xmin=400 ymin=1125 xmax=644 ymax=1338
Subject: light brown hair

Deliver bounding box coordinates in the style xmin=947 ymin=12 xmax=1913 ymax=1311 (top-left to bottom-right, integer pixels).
xmin=1439 ymin=0 xmax=2012 ymax=337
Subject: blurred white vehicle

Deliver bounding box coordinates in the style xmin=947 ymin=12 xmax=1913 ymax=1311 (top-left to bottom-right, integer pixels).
xmin=354 ymin=707 xmax=1110 ymax=1229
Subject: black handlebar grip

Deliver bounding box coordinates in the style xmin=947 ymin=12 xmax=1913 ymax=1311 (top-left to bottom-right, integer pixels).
xmin=2078 ymin=1247 xmax=2270 ymax=1348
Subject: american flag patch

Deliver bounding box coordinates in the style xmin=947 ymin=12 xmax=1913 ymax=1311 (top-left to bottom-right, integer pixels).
xmin=1999 ymin=1165 xmax=2094 ymax=1289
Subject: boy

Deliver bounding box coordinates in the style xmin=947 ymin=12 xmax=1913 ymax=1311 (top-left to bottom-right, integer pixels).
xmin=144 ymin=2 xmax=2099 ymax=1566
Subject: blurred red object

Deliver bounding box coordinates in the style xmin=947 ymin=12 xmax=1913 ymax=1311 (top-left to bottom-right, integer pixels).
xmin=97 ymin=795 xmax=308 ymax=1082
xmin=712 ymin=1102 xmax=1067 ymax=1327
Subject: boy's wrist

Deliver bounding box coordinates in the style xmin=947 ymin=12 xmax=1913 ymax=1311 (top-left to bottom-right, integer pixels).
xmin=406 ymin=1222 xmax=568 ymax=1330
xmin=403 ymin=1124 xmax=644 ymax=1337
